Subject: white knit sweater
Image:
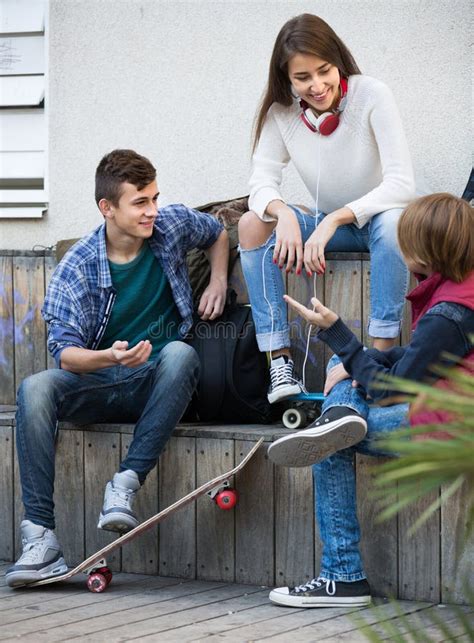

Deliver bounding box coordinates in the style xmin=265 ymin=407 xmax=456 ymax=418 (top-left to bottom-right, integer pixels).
xmin=249 ymin=75 xmax=416 ymax=228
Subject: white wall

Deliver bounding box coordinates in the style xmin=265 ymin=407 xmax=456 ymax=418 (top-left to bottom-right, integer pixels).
xmin=1 ymin=0 xmax=472 ymax=249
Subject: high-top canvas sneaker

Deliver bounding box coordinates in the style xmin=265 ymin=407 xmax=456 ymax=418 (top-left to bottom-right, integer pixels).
xmin=5 ymin=520 xmax=68 ymax=588
xmin=268 ymin=406 xmax=367 ymax=467
xmin=270 ymin=576 xmax=371 ymax=607
xmin=268 ymin=355 xmax=303 ymax=403
xmin=97 ymin=469 xmax=140 ymax=533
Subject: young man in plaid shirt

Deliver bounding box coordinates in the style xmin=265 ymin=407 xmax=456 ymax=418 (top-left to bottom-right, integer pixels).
xmin=7 ymin=149 xmax=228 ymax=587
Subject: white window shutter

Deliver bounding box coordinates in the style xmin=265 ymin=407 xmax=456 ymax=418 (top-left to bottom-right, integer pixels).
xmin=0 ymin=0 xmax=47 ymax=219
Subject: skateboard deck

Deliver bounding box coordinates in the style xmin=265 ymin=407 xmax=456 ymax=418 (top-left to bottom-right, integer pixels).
xmin=282 ymin=392 xmax=325 ymax=429
xmin=25 ymin=437 xmax=264 ymax=590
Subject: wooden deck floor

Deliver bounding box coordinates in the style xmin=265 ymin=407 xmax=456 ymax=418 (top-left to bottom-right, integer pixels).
xmin=1 ymin=563 xmax=472 ymax=642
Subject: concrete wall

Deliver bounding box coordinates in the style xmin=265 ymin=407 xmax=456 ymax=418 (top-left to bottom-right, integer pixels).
xmin=1 ymin=0 xmax=472 ymax=249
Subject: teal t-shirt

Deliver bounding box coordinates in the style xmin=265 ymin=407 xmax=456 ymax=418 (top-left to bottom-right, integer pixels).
xmin=98 ymin=241 xmax=182 ymax=359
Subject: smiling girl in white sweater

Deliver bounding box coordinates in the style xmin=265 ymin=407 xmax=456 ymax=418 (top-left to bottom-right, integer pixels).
xmin=238 ymin=13 xmax=417 ymax=403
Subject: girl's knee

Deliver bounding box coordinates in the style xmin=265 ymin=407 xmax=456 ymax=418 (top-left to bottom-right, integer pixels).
xmin=238 ymin=210 xmax=275 ymax=249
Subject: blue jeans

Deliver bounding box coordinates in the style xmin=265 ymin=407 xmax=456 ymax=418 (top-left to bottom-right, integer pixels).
xmin=239 ymin=206 xmax=409 ymax=351
xmin=314 ymin=354 xmax=409 ymax=581
xmin=15 ymin=341 xmax=200 ymax=530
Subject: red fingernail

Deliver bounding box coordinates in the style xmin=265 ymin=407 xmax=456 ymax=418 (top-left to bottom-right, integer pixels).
xmin=307 ymin=271 xmax=312 ymax=277
xmin=273 ymin=259 xmax=277 ymax=264
xmin=296 ymin=269 xmax=301 ymax=275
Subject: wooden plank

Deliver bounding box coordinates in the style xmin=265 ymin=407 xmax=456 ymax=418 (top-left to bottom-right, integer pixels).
xmin=196 ymin=437 xmax=235 ymax=582
xmin=324 ymin=259 xmax=362 ymax=365
xmin=356 ymin=454 xmax=398 ymax=598
xmin=0 ymin=255 xmax=15 ymax=405
xmin=121 ymin=433 xmax=159 ymax=575
xmin=13 ymin=430 xmax=23 ymax=558
xmin=398 ymin=491 xmax=440 ymax=602
xmin=54 ymin=429 xmax=84 ymax=567
xmin=43 ymin=255 xmax=56 ymax=370
xmin=275 ymin=465 xmax=314 ymax=588
xmin=362 ymin=259 xmax=371 ymax=348
xmin=84 ymin=431 xmax=121 ymax=572
xmin=287 ymin=271 xmax=325 ymax=392
xmin=158 ymin=436 xmax=195 ymax=578
xmin=441 ymin=479 xmax=474 ymax=604
xmin=235 ymin=440 xmax=274 ymax=586
xmin=13 ymin=255 xmax=46 ymax=388
xmin=0 ymin=425 xmax=14 ymax=561
xmin=0 ymin=579 xmax=229 ymax=640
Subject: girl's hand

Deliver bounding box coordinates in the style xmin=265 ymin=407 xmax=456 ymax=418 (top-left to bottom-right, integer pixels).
xmin=303 ymin=215 xmax=339 ymax=275
xmin=284 ymin=295 xmax=339 ymax=329
xmin=303 ymin=208 xmax=356 ymax=276
xmin=273 ymin=209 xmax=303 ymax=274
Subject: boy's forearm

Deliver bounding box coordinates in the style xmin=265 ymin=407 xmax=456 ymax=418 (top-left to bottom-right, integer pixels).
xmin=205 ymin=229 xmax=229 ymax=283
xmin=59 ymin=346 xmax=116 ymax=373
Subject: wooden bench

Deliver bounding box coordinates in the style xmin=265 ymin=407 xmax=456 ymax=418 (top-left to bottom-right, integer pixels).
xmin=0 ymin=250 xmax=472 ymax=605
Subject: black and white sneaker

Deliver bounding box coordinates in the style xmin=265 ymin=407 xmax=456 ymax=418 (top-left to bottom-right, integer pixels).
xmin=269 ymin=576 xmax=371 ymax=608
xmin=268 ymin=355 xmax=303 ymax=404
xmin=268 ymin=406 xmax=367 ymax=467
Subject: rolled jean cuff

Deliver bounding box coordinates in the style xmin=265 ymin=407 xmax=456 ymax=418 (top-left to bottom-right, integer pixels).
xmin=368 ymin=318 xmax=402 ymax=339
xmin=255 ymin=329 xmax=290 ymax=352
xmin=320 ymin=570 xmax=367 ymax=582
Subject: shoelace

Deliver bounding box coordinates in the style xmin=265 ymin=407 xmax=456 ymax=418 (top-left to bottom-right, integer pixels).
xmin=293 ymin=577 xmax=336 ymax=595
xmin=18 ymin=538 xmax=49 ymax=564
xmin=108 ymin=484 xmax=134 ymax=509
xmin=270 ymin=361 xmax=299 ymax=389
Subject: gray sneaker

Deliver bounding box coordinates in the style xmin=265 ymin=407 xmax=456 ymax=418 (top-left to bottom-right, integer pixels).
xmin=97 ymin=469 xmax=140 ymax=533
xmin=5 ymin=520 xmax=68 ymax=588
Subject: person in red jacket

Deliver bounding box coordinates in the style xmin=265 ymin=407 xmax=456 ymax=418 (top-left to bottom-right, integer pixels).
xmin=266 ymin=192 xmax=473 ymax=607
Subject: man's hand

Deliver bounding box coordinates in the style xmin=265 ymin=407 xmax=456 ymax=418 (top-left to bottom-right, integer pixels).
xmin=284 ymin=295 xmax=338 ymax=330
xmin=198 ymin=276 xmax=227 ymax=320
xmin=273 ymin=208 xmax=304 ymax=274
xmin=110 ymin=340 xmax=152 ymax=367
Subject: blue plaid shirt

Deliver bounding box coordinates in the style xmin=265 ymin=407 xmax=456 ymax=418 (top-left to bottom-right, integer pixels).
xmin=43 ymin=204 xmax=223 ymax=366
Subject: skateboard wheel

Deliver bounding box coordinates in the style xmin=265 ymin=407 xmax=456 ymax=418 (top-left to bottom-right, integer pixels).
xmin=96 ymin=566 xmax=113 ymax=586
xmin=87 ymin=572 xmax=108 ymax=593
xmin=215 ymin=488 xmax=238 ymax=510
xmin=283 ymin=408 xmax=306 ymax=429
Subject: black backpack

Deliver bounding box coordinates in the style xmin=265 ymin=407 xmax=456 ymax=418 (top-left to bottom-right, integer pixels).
xmin=186 ymin=296 xmax=272 ymax=424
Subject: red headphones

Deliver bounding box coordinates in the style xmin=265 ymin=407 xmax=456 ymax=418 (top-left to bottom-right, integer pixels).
xmin=299 ymin=77 xmax=348 ymax=136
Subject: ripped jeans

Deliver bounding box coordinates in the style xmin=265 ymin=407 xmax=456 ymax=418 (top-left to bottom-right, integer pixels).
xmin=239 ymin=206 xmax=409 ymax=351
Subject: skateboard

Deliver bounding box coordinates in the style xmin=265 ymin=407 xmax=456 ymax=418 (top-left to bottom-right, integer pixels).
xmin=282 ymin=392 xmax=325 ymax=429
xmin=24 ymin=437 xmax=264 ymax=592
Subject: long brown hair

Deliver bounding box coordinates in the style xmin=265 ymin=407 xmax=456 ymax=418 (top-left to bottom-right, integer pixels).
xmin=253 ymin=14 xmax=361 ymax=151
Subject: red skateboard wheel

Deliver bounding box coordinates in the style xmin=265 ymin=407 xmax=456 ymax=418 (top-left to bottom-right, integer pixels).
xmin=96 ymin=566 xmax=113 ymax=586
xmin=215 ymin=488 xmax=238 ymax=510
xmin=87 ymin=572 xmax=108 ymax=593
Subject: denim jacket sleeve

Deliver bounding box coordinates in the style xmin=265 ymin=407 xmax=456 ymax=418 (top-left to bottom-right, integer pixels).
xmin=318 ymin=303 xmax=474 ymax=401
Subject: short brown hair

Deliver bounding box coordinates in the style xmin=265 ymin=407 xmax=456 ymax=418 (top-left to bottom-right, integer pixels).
xmin=253 ymin=14 xmax=361 ymax=150
xmin=95 ymin=149 xmax=156 ymax=206
xmin=398 ymin=193 xmax=474 ymax=283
